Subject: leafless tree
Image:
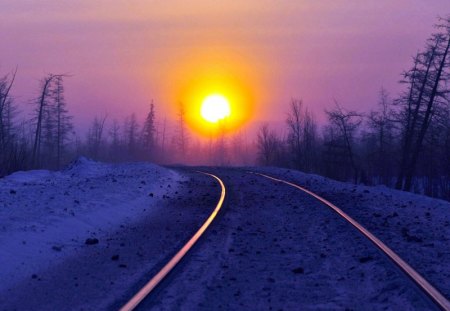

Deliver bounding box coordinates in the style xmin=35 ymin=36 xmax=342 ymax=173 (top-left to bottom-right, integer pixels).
xmin=86 ymin=115 xmax=107 ymax=159
xmin=31 ymin=74 xmax=65 ymax=167
xmin=285 ymin=99 xmax=318 ymax=171
xmin=0 ymin=68 xmax=17 ymax=149
xmin=124 ymin=113 xmax=139 ymax=159
xmin=257 ymin=123 xmax=281 ymax=166
xmin=0 ymin=68 xmax=25 ymax=175
xmin=108 ymin=119 xmax=122 ymax=161
xmin=142 ymin=101 xmax=156 ymax=159
xmin=229 ymin=131 xmax=252 ymax=165
xmin=286 ymin=99 xmax=303 ymax=168
xmin=396 ymin=17 xmax=450 ymax=191
xmin=174 ymin=102 xmax=189 ymax=160
xmin=325 ymin=101 xmax=362 ymax=183
xmin=51 ymin=76 xmax=73 ymax=169
xmin=302 ymin=107 xmax=318 ymax=172
xmin=366 ymin=88 xmax=395 ymax=184
xmin=160 ymin=117 xmax=167 ymax=159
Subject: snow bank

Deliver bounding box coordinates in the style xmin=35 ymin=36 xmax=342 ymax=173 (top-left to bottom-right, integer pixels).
xmin=0 ymin=158 xmax=183 ymax=292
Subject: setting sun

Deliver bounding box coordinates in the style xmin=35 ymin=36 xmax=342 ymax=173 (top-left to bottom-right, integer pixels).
xmin=200 ymin=94 xmax=231 ymax=123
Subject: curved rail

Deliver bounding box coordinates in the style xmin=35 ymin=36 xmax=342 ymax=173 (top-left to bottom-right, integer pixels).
xmin=255 ymin=172 xmax=450 ymax=311
xmin=120 ymin=172 xmax=226 ymax=311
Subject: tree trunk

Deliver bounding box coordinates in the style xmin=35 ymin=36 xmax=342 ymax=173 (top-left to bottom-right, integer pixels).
xmin=32 ymin=76 xmax=54 ymax=168
xmin=404 ymin=37 xmax=450 ymax=191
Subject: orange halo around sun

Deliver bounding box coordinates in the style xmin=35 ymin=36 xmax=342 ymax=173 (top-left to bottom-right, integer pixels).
xmin=165 ymin=48 xmax=258 ymax=138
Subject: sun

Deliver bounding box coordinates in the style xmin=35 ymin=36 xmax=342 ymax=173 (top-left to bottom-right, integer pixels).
xmin=200 ymin=94 xmax=231 ymax=123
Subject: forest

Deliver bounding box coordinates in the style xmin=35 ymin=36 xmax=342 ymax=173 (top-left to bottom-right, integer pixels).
xmin=1 ymin=17 xmax=449 ymax=200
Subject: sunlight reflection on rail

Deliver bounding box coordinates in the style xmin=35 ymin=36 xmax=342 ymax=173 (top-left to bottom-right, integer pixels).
xmin=120 ymin=171 xmax=226 ymax=311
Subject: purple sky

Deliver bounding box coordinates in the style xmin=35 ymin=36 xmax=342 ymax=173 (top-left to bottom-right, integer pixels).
xmin=1 ymin=1 xmax=448 ymax=134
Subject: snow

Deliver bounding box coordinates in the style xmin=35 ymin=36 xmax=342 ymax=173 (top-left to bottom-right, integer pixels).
xmin=257 ymin=167 xmax=450 ymax=300
xmin=0 ymin=158 xmax=182 ymax=295
xmin=146 ymin=167 xmax=448 ymax=310
xmin=1 ymin=162 xmax=449 ymax=310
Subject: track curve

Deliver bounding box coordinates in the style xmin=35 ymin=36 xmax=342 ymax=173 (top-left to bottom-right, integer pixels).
xmin=120 ymin=171 xmax=226 ymax=311
xmin=255 ymin=172 xmax=450 ymax=311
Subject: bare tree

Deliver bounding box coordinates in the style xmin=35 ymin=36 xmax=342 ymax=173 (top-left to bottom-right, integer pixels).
xmin=257 ymin=123 xmax=280 ymax=166
xmin=325 ymin=101 xmax=362 ymax=183
xmin=366 ymin=88 xmax=395 ymax=184
xmin=52 ymin=76 xmax=73 ymax=169
xmin=0 ymin=68 xmax=23 ymax=175
xmin=160 ymin=117 xmax=167 ymax=159
xmin=108 ymin=119 xmax=122 ymax=161
xmin=174 ymin=102 xmax=189 ymax=160
xmin=396 ymin=18 xmax=450 ymax=191
xmin=125 ymin=113 xmax=139 ymax=159
xmin=142 ymin=101 xmax=156 ymax=159
xmin=0 ymin=68 xmax=17 ymax=149
xmin=286 ymin=99 xmax=303 ymax=168
xmin=285 ymin=99 xmax=318 ymax=171
xmin=31 ymin=74 xmax=61 ymax=167
xmin=302 ymin=107 xmax=318 ymax=172
xmin=229 ymin=131 xmax=252 ymax=165
xmin=86 ymin=115 xmax=107 ymax=159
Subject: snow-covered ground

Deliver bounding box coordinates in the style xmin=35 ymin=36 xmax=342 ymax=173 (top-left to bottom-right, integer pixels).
xmin=258 ymin=167 xmax=450 ymax=300
xmin=0 ymin=158 xmax=181 ymax=293
xmin=1 ymin=162 xmax=449 ymax=310
xmin=0 ymin=159 xmax=220 ymax=310
xmin=147 ymin=167 xmax=448 ymax=310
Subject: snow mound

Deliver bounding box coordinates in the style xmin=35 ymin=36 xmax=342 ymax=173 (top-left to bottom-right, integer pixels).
xmin=63 ymin=156 xmax=108 ymax=177
xmin=4 ymin=169 xmax=56 ymax=183
xmin=65 ymin=156 xmax=95 ymax=169
xmin=0 ymin=160 xmax=183 ymax=293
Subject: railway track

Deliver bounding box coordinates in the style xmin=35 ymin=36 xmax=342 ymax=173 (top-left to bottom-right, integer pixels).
xmin=255 ymin=172 xmax=450 ymax=311
xmin=120 ymin=172 xmax=226 ymax=311
xmin=120 ymin=170 xmax=450 ymax=310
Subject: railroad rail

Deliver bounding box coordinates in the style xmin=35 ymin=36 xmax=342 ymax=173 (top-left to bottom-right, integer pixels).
xmin=255 ymin=172 xmax=450 ymax=311
xmin=120 ymin=172 xmax=226 ymax=311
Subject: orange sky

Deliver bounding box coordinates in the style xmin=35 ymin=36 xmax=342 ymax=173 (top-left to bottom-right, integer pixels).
xmin=1 ymin=1 xmax=448 ymax=135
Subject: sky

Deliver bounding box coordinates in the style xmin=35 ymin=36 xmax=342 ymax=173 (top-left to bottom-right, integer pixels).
xmin=0 ymin=1 xmax=449 ymax=136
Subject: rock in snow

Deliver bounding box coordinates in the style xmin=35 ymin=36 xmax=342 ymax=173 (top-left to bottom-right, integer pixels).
xmin=85 ymin=238 xmax=99 ymax=245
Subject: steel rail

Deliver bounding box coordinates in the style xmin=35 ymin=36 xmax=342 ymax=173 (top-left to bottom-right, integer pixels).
xmin=120 ymin=171 xmax=226 ymax=311
xmin=255 ymin=172 xmax=450 ymax=311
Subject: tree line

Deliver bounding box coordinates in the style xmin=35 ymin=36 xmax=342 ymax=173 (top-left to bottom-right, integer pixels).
xmin=257 ymin=17 xmax=450 ymax=199
xmin=0 ymin=71 xmax=254 ymax=177
xmin=0 ymin=72 xmax=74 ymax=175
xmin=1 ymin=17 xmax=448 ymax=200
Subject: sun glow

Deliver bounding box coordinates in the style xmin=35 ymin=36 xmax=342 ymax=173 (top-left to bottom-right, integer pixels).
xmin=163 ymin=47 xmax=261 ymax=137
xmin=200 ymin=94 xmax=231 ymax=123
